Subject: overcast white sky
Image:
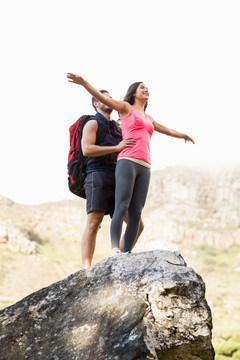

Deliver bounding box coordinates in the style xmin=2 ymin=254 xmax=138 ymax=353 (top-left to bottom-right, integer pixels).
xmin=0 ymin=0 xmax=239 ymax=204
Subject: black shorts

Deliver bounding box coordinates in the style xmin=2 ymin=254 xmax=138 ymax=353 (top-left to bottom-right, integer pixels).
xmin=84 ymin=171 xmax=115 ymax=217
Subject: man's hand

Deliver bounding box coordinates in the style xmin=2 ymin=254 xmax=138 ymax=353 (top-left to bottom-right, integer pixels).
xmin=67 ymin=73 xmax=85 ymax=86
xmin=116 ymin=137 xmax=136 ymax=152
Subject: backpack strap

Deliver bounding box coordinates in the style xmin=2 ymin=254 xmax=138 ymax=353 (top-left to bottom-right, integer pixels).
xmin=94 ymin=114 xmax=122 ymax=143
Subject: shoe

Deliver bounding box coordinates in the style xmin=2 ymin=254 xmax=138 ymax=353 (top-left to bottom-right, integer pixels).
xmin=112 ymin=249 xmax=122 ymax=256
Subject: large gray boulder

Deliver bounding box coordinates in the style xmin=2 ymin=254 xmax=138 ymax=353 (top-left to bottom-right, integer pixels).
xmin=0 ymin=250 xmax=214 ymax=360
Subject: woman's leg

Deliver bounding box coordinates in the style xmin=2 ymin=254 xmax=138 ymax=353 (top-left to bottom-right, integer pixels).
xmin=123 ymin=164 xmax=150 ymax=252
xmin=110 ymin=160 xmax=137 ymax=249
xmin=120 ymin=214 xmax=144 ymax=251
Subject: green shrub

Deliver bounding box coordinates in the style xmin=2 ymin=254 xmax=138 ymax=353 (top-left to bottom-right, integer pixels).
xmin=215 ymin=339 xmax=240 ymax=357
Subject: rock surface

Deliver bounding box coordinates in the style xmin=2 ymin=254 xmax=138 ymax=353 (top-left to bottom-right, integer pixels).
xmin=0 ymin=250 xmax=214 ymax=360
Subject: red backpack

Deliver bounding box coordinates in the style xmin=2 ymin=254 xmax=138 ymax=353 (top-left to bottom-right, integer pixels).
xmin=67 ymin=115 xmax=92 ymax=198
xmin=68 ymin=114 xmax=122 ymax=198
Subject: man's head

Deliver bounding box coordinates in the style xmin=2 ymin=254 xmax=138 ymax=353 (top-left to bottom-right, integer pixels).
xmin=92 ymin=90 xmax=113 ymax=115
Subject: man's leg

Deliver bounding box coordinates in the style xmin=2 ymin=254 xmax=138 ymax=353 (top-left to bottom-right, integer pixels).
xmin=81 ymin=211 xmax=105 ymax=268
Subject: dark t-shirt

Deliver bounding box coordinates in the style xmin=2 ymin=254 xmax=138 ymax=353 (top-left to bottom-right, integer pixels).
xmin=86 ymin=112 xmax=122 ymax=175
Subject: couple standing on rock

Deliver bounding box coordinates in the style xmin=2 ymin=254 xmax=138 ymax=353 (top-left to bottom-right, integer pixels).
xmin=67 ymin=73 xmax=195 ymax=268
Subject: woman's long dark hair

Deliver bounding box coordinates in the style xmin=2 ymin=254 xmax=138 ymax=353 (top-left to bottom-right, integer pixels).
xmin=123 ymin=82 xmax=148 ymax=110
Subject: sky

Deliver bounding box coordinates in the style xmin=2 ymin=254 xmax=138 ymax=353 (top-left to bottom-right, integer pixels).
xmin=0 ymin=0 xmax=239 ymax=205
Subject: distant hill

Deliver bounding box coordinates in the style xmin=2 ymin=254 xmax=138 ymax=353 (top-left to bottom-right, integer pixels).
xmin=141 ymin=167 xmax=240 ymax=251
xmin=1 ymin=167 xmax=239 ymax=257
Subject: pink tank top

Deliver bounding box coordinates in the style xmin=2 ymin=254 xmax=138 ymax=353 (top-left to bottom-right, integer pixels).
xmin=118 ymin=106 xmax=154 ymax=164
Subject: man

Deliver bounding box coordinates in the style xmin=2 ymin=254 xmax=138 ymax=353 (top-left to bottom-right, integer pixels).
xmin=81 ymin=90 xmax=144 ymax=268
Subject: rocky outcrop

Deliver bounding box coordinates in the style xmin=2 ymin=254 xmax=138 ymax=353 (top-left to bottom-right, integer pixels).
xmin=0 ymin=250 xmax=214 ymax=360
xmin=0 ymin=219 xmax=36 ymax=255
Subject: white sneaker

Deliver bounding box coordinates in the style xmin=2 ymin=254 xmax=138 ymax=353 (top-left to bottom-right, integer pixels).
xmin=112 ymin=249 xmax=122 ymax=256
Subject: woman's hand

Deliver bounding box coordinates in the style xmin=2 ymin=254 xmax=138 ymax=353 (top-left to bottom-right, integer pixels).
xmin=67 ymin=72 xmax=129 ymax=115
xmin=67 ymin=73 xmax=86 ymax=86
xmin=183 ymin=134 xmax=195 ymax=144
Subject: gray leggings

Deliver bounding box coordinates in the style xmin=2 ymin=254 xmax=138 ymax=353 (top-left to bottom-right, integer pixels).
xmin=110 ymin=159 xmax=151 ymax=252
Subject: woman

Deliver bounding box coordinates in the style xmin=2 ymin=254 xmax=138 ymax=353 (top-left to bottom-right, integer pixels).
xmin=67 ymin=73 xmax=195 ymax=255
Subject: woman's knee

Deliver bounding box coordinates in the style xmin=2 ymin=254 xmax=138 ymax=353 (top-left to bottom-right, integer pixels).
xmin=113 ymin=202 xmax=129 ymax=220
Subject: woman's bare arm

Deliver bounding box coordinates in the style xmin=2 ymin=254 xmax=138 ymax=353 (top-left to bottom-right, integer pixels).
xmin=149 ymin=115 xmax=195 ymax=144
xmin=67 ymin=73 xmax=131 ymax=116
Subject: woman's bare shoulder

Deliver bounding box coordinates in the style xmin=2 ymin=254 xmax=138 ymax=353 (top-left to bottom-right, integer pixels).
xmin=120 ymin=103 xmax=133 ymax=118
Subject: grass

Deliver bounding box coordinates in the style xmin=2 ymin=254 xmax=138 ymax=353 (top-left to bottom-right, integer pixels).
xmin=181 ymin=243 xmax=240 ymax=358
xmin=0 ymin=214 xmax=112 ymax=311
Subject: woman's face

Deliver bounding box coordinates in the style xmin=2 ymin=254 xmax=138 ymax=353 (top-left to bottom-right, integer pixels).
xmin=134 ymin=83 xmax=149 ymax=101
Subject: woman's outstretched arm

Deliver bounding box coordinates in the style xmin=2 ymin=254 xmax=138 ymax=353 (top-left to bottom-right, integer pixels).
xmin=67 ymin=73 xmax=130 ymax=116
xmin=149 ymin=116 xmax=195 ymax=144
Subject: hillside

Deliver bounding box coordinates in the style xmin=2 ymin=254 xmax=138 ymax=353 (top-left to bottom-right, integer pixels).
xmin=142 ymin=167 xmax=240 ymax=250
xmin=1 ymin=167 xmax=240 ymax=358
xmin=1 ymin=167 xmax=239 ymax=256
